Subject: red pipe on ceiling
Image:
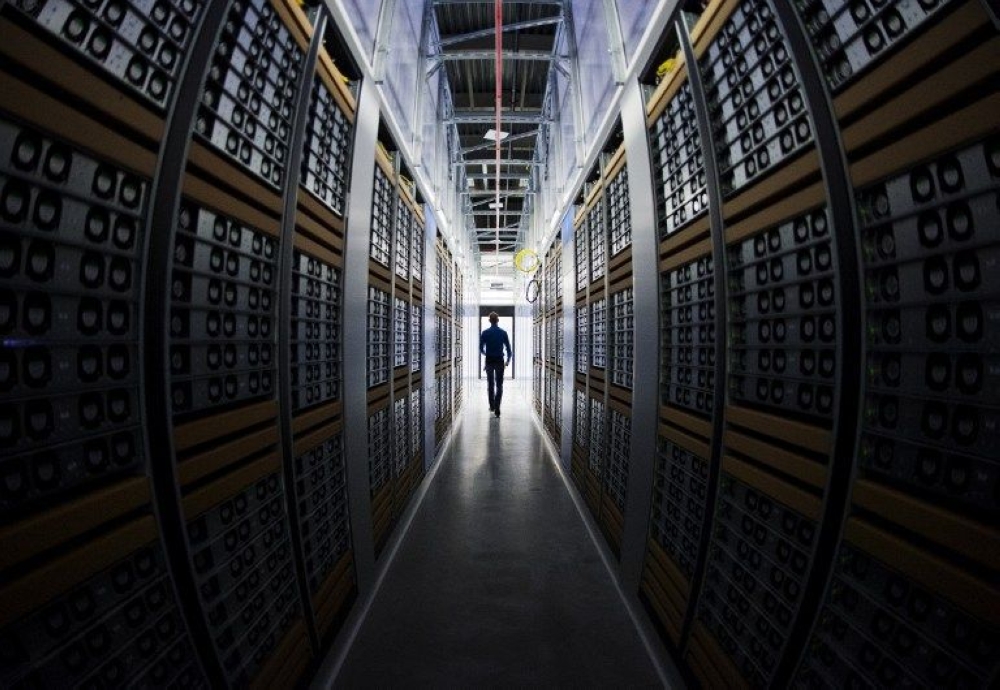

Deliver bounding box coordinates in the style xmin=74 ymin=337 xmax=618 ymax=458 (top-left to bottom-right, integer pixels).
xmin=494 ymin=0 xmax=503 ymax=274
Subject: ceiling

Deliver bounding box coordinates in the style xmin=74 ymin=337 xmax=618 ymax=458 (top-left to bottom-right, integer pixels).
xmin=430 ymin=1 xmax=564 ymax=263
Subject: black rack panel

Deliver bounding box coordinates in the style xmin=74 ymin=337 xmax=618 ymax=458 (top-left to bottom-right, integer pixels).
xmin=186 ymin=471 xmax=301 ymax=687
xmin=392 ymin=296 xmax=408 ymax=369
xmin=410 ymin=302 xmax=422 ymax=372
xmin=856 ymin=136 xmax=999 ymax=519
xmin=9 ymin=0 xmax=206 ymax=112
xmin=195 ymin=0 xmax=302 ymax=189
xmin=797 ymin=540 xmax=998 ymax=687
xmin=0 ymin=117 xmax=148 ymax=515
xmin=793 ymin=0 xmax=959 ymax=93
xmin=591 ymin=297 xmax=607 ymax=369
xmin=651 ymin=79 xmax=708 ymax=238
xmin=409 ymin=390 xmax=421 ymax=459
xmin=369 ymin=166 xmax=392 ymax=267
xmin=608 ymin=166 xmax=632 ymax=255
xmin=293 ymin=432 xmax=351 ymax=596
xmin=694 ymin=468 xmax=818 ymax=686
xmin=411 ymin=217 xmax=423 ymax=282
xmin=576 ymin=305 xmax=589 ymax=374
xmin=0 ymin=538 xmax=206 ymax=688
xmin=575 ymin=217 xmax=589 ymax=292
xmin=170 ymin=202 xmax=277 ymax=418
xmin=605 ymin=408 xmax=631 ymax=513
xmin=727 ymin=207 xmax=837 ymax=424
xmin=649 ymin=438 xmax=709 ymax=582
xmin=290 ymin=250 xmax=341 ymax=411
xmin=610 ymin=287 xmax=634 ymax=389
xmin=588 ymin=397 xmax=606 ymax=479
xmin=661 ymin=255 xmax=716 ymax=416
xmin=301 ymin=77 xmax=351 ymax=216
xmin=700 ymin=0 xmax=813 ymax=196
xmin=365 ymin=286 xmax=389 ymax=388
xmin=391 ymin=396 xmax=409 ymax=479
xmin=394 ymin=197 xmax=410 ymax=280
xmin=589 ymin=197 xmax=607 ymax=284
xmin=367 ymin=405 xmax=390 ymax=496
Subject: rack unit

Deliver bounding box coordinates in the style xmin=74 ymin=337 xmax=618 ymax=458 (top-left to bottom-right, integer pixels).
xmin=365 ymin=144 xmax=426 ymax=559
xmin=433 ymin=235 xmax=460 ymax=449
xmin=0 ymin=0 xmax=367 ymax=685
xmin=636 ymin=0 xmax=1000 ymax=686
xmin=532 ymin=238 xmax=564 ymax=446
xmin=564 ymin=142 xmax=635 ymax=558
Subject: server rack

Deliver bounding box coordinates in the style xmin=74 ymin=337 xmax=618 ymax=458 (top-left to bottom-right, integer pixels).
xmin=561 ymin=140 xmax=635 ymax=559
xmin=433 ymin=235 xmax=460 ymax=449
xmin=0 ymin=0 xmax=376 ymax=685
xmin=632 ymin=0 xmax=1000 ymax=686
xmin=364 ymin=144 xmax=426 ymax=560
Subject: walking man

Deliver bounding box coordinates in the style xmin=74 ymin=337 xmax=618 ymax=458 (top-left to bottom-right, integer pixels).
xmin=479 ymin=312 xmax=512 ymax=417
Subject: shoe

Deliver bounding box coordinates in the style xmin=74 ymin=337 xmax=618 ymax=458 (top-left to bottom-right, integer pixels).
xmin=494 ymin=408 xmax=500 ymax=418
xmin=489 ymin=405 xmax=495 ymax=412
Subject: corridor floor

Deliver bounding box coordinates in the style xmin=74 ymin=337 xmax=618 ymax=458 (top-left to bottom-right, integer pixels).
xmin=333 ymin=379 xmax=662 ymax=688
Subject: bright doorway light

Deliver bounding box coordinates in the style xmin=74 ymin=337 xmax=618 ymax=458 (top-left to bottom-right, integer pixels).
xmin=483 ymin=129 xmax=508 ymax=141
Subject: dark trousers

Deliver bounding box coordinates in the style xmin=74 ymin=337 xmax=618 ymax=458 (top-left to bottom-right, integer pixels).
xmin=484 ymin=357 xmax=505 ymax=410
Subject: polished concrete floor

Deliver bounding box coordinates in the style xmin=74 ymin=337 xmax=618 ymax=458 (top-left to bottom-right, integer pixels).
xmin=335 ymin=379 xmax=662 ymax=688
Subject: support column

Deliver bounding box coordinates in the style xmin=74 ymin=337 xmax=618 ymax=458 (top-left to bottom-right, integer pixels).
xmin=341 ymin=76 xmax=380 ymax=594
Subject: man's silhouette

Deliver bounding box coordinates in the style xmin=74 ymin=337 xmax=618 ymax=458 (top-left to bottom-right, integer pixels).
xmin=479 ymin=312 xmax=512 ymax=417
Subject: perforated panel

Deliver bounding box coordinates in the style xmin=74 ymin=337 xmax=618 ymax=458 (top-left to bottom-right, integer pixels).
xmin=194 ymin=0 xmax=302 ymax=189
xmin=393 ymin=297 xmax=408 ymax=369
xmin=606 ymin=409 xmax=630 ymax=512
xmin=695 ymin=472 xmax=817 ymax=686
xmin=186 ymin=472 xmax=301 ymax=686
xmin=301 ymin=78 xmax=351 ymax=216
xmin=588 ymin=398 xmax=605 ymax=476
xmin=607 ymin=166 xmax=632 ymax=255
xmin=0 ymin=540 xmax=206 ymax=688
xmin=660 ymin=256 xmax=715 ymax=416
xmin=728 ymin=208 xmax=836 ymax=424
xmin=170 ymin=202 xmax=277 ymax=418
xmin=367 ymin=406 xmax=390 ymax=494
xmin=699 ymin=0 xmax=813 ymax=195
xmin=591 ymin=298 xmax=607 ymax=369
xmin=589 ymin=198 xmax=606 ymax=284
xmin=793 ymin=0 xmax=959 ymax=92
xmin=610 ymin=287 xmax=634 ymax=389
xmin=293 ymin=432 xmax=351 ymax=595
xmin=290 ymin=251 xmax=340 ymax=410
xmin=798 ymin=543 xmax=998 ymax=687
xmin=0 ymin=118 xmax=148 ymax=514
xmin=9 ymin=0 xmax=206 ymax=111
xmin=649 ymin=439 xmax=708 ymax=580
xmin=856 ymin=137 xmax=1000 ymax=518
xmin=366 ymin=287 xmax=389 ymax=388
xmin=369 ymin=166 xmax=392 ymax=267
xmin=651 ymin=80 xmax=707 ymax=237
xmin=394 ymin=197 xmax=410 ymax=280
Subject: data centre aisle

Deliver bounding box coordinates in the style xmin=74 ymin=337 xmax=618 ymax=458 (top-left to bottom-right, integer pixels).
xmin=333 ymin=379 xmax=662 ymax=687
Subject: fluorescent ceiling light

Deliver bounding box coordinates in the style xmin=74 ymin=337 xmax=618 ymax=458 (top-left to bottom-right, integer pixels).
xmin=481 ymin=164 xmax=488 ymax=175
xmin=466 ymin=178 xmax=475 ymax=188
xmin=483 ymin=129 xmax=508 ymax=141
xmin=489 ymin=201 xmax=504 ymax=209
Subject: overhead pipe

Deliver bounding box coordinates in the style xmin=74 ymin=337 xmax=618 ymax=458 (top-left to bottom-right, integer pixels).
xmin=495 ymin=0 xmax=504 ymax=276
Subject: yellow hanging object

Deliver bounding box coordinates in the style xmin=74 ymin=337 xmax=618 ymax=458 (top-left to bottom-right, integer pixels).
xmin=656 ymin=58 xmax=677 ymax=82
xmin=514 ymin=248 xmax=540 ymax=273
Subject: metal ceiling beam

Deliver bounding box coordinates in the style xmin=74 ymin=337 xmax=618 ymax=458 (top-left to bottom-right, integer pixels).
xmin=461 ymin=128 xmax=538 ymax=154
xmin=457 ymin=158 xmax=540 ymax=166
xmin=467 ymin=210 xmax=523 ymax=216
xmin=436 ymin=16 xmax=563 ymax=49
xmin=447 ymin=111 xmax=549 ymax=125
xmin=436 ymin=49 xmax=558 ymax=62
xmin=466 ymin=172 xmax=531 ymax=180
xmin=466 ymin=189 xmax=532 ymax=197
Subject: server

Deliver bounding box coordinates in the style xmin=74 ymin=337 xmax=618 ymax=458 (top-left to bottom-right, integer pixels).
xmin=3 ymin=0 xmax=998 ymax=687
xmin=525 ymin=1 xmax=999 ymax=688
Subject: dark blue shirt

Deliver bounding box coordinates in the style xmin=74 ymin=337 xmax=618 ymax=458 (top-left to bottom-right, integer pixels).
xmin=480 ymin=324 xmax=512 ymax=359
